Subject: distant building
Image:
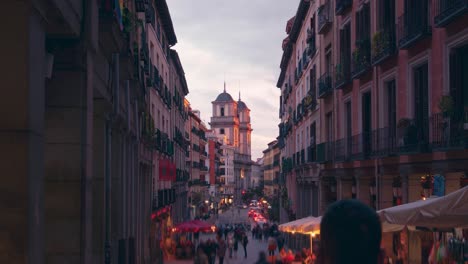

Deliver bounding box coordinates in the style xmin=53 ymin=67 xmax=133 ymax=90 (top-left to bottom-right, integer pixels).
xmin=262 ymin=140 xmax=280 ymax=197
xmin=210 ymin=84 xmax=253 ymax=204
xmin=251 ymin=158 xmax=264 ymax=189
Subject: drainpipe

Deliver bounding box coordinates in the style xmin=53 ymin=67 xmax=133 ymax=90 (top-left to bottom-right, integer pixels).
xmin=105 ymin=52 xmax=120 ymax=264
xmin=105 ymin=116 xmax=112 ymax=264
xmin=113 ymin=54 xmax=120 ymax=115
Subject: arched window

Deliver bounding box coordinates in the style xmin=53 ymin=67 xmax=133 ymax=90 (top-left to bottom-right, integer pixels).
xmin=221 ymin=107 xmax=225 ymax=116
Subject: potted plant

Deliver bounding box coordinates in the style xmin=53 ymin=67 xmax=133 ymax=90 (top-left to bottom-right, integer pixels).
xmin=438 ymin=95 xmax=454 ymax=117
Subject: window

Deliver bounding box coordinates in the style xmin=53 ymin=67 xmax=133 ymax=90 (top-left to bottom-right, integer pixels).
xmin=339 ymin=23 xmax=351 ymax=82
xmin=221 ymin=107 xmax=225 ymax=116
xmin=220 ymin=128 xmax=225 ymax=134
xmin=386 ymin=80 xmax=397 ymax=133
xmin=310 ymin=65 xmax=317 ymax=100
xmin=414 ymin=63 xmax=429 ymax=144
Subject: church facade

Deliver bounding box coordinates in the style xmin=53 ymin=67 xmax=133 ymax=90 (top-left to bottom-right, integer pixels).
xmin=210 ymin=85 xmax=253 ymax=204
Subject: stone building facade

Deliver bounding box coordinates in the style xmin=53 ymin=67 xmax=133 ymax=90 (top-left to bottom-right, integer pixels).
xmin=0 ymin=0 xmax=190 ymax=263
xmin=277 ymin=0 xmax=468 ymax=222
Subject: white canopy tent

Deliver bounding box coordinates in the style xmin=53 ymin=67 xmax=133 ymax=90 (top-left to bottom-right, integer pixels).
xmin=278 ymin=216 xmax=317 ymax=233
xmin=378 ymin=186 xmax=468 ymax=230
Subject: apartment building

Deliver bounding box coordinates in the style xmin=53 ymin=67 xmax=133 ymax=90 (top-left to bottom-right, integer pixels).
xmin=0 ymin=0 xmax=180 ymax=263
xmin=262 ymin=140 xmax=281 ymax=197
xmin=277 ymin=0 xmax=468 ymax=221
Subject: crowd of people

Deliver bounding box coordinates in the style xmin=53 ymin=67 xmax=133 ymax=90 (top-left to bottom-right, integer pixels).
xmin=193 ymin=199 xmax=383 ymax=264
xmin=193 ymin=224 xmax=250 ymax=264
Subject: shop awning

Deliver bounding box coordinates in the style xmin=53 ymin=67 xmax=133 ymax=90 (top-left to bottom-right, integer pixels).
xmin=174 ymin=219 xmax=214 ymax=233
xmin=298 ymin=216 xmax=322 ymax=234
xmin=378 ymin=186 xmax=468 ymax=229
xmin=279 ymin=216 xmax=319 ymax=234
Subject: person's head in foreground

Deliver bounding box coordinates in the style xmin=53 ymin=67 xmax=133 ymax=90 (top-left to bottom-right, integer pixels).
xmin=318 ymin=199 xmax=382 ymax=264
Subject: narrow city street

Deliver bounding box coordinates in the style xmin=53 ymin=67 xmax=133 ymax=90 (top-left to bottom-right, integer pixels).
xmin=167 ymin=207 xmax=270 ymax=264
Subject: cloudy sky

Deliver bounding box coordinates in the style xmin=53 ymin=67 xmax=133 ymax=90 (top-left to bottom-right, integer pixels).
xmin=167 ymin=0 xmax=300 ymax=160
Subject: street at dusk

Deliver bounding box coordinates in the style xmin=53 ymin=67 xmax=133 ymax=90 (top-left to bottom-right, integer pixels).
xmin=1 ymin=0 xmax=468 ymax=264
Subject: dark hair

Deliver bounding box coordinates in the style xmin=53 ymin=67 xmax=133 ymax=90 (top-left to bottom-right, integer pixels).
xmin=319 ymin=199 xmax=382 ymax=264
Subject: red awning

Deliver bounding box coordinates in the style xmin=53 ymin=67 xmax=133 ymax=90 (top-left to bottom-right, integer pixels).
xmin=174 ymin=220 xmax=213 ymax=233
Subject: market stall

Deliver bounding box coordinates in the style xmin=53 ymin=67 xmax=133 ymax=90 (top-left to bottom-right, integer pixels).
xmin=279 ymin=216 xmax=321 ymax=263
xmin=377 ymin=186 xmax=468 ymax=263
xmin=171 ymin=220 xmax=216 ymax=259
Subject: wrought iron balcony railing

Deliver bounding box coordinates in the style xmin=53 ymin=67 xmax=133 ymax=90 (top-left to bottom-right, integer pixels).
xmin=434 ymin=0 xmax=468 ymax=27
xmin=370 ymin=127 xmax=399 ymax=157
xmin=371 ymin=28 xmax=396 ymax=66
xmin=430 ymin=111 xmax=468 ymax=150
xmin=335 ymin=63 xmax=351 ymax=89
xmin=336 ymin=0 xmax=353 ymax=15
xmin=397 ymin=3 xmax=431 ymax=49
xmin=316 ymin=142 xmax=334 ymax=163
xmin=318 ymin=1 xmax=333 ymax=34
xmin=351 ymin=39 xmax=371 ymax=79
xmin=318 ymin=72 xmax=333 ymax=98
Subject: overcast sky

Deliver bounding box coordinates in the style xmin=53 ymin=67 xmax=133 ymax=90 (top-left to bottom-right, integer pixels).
xmin=167 ymin=0 xmax=300 ymax=160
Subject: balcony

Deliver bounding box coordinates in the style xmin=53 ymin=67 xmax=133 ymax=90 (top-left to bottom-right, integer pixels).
xmin=351 ymin=39 xmax=371 ymax=79
xmin=318 ymin=72 xmax=333 ymax=98
xmin=434 ymin=0 xmax=468 ymax=27
xmin=396 ymin=118 xmax=430 ymax=153
xmin=303 ymin=94 xmax=317 ymax=112
xmin=282 ymin=157 xmax=293 ymax=173
xmin=334 ymin=138 xmax=350 ymax=162
xmin=370 ymin=127 xmax=398 ymax=157
xmin=307 ymin=145 xmax=316 ymax=162
xmin=307 ymin=30 xmax=317 ymax=56
xmin=397 ymin=5 xmax=431 ymax=49
xmin=350 ymin=133 xmax=372 ymax=160
xmin=335 ymin=63 xmax=351 ymax=89
xmin=199 ymin=165 xmax=208 ymax=172
xmin=371 ymin=28 xmax=396 ymax=66
xmin=188 ymin=179 xmax=209 ymax=187
xmin=318 ymin=1 xmax=333 ymax=34
xmin=336 ymin=0 xmax=353 ymax=15
xmin=430 ymin=111 xmax=468 ymax=150
xmin=316 ymin=142 xmax=334 ymax=163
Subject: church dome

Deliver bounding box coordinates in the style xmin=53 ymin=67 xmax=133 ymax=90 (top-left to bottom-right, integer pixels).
xmin=215 ymin=92 xmax=235 ymax=102
xmin=238 ymin=100 xmax=249 ymax=111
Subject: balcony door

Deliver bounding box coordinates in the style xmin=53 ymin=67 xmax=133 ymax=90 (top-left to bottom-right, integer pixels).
xmin=345 ymin=101 xmax=352 ymax=157
xmin=450 ymin=44 xmax=468 ymax=117
xmin=362 ymin=92 xmax=372 ymax=155
xmin=414 ymin=63 xmax=429 ymax=146
xmin=387 ymin=80 xmax=397 ymax=150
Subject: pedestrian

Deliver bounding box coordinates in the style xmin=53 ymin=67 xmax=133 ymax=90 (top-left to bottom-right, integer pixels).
xmin=223 ymin=226 xmax=229 ymax=241
xmin=217 ymin=236 xmax=227 ymax=264
xmin=233 ymin=235 xmax=239 ymax=258
xmin=318 ymin=199 xmax=382 ymax=264
xmin=268 ymin=236 xmax=277 ymax=258
xmin=227 ymin=232 xmax=234 ymax=258
xmin=242 ymin=233 xmax=249 ymax=258
xmin=276 ymin=233 xmax=285 ymax=252
xmin=194 ymin=246 xmax=209 ymax=264
xmin=254 ymin=251 xmax=269 ymax=264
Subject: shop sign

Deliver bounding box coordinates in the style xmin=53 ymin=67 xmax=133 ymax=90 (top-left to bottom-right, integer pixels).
xmin=433 ymin=174 xmax=445 ymax=197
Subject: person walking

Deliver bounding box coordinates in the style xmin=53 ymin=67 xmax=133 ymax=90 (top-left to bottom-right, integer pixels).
xmin=242 ymin=233 xmax=249 ymax=258
xmin=217 ymin=236 xmax=227 ymax=264
xmin=194 ymin=246 xmax=209 ymax=264
xmin=267 ymin=236 xmax=277 ymax=262
xmin=276 ymin=234 xmax=285 ymax=252
xmin=233 ymin=235 xmax=239 ymax=258
xmin=227 ymin=232 xmax=234 ymax=258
